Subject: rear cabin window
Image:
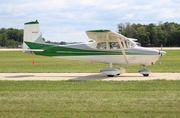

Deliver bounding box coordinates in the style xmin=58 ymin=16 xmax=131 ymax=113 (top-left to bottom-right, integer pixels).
xmin=97 ymin=42 xmax=106 ymax=49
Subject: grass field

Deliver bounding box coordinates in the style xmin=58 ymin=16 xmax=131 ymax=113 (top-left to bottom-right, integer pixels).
xmin=0 ymin=50 xmax=180 ymax=73
xmin=0 ymin=50 xmax=180 ymax=118
xmin=0 ymin=80 xmax=180 ymax=118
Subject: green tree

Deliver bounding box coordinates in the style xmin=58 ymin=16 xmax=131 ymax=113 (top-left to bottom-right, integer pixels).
xmin=59 ymin=41 xmax=66 ymax=45
xmin=0 ymin=33 xmax=8 ymax=47
xmin=0 ymin=28 xmax=23 ymax=48
xmin=117 ymin=22 xmax=180 ymax=47
xmin=136 ymin=26 xmax=150 ymax=46
xmin=0 ymin=28 xmax=6 ymax=34
xmin=117 ymin=23 xmax=125 ymax=34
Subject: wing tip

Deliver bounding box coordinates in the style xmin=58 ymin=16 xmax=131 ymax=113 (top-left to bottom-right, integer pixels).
xmin=86 ymin=29 xmax=111 ymax=33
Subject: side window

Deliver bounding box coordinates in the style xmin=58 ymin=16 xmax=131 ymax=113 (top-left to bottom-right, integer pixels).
xmin=125 ymin=40 xmax=129 ymax=48
xmin=96 ymin=40 xmax=135 ymax=49
xmin=125 ymin=40 xmax=136 ymax=48
xmin=97 ymin=42 xmax=106 ymax=49
xmin=131 ymin=42 xmax=135 ymax=48
xmin=109 ymin=42 xmax=120 ymax=49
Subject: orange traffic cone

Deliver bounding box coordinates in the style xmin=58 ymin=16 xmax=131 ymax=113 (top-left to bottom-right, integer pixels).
xmin=32 ymin=59 xmax=35 ymax=65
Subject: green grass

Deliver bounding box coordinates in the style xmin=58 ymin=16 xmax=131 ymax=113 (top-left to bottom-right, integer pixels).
xmin=0 ymin=50 xmax=180 ymax=73
xmin=0 ymin=80 xmax=180 ymax=118
xmin=0 ymin=51 xmax=180 ymax=117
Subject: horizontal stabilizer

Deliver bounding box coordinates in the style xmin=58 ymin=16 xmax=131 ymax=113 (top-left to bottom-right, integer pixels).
xmin=23 ymin=49 xmax=44 ymax=52
xmin=0 ymin=49 xmax=44 ymax=52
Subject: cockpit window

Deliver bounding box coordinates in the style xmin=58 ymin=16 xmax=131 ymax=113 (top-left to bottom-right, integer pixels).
xmin=96 ymin=40 xmax=136 ymax=50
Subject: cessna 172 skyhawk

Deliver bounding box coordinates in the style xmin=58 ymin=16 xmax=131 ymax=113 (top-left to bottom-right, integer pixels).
xmin=23 ymin=20 xmax=166 ymax=77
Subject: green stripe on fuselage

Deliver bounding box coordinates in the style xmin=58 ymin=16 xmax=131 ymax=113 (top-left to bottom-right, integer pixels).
xmin=25 ymin=41 xmax=122 ymax=56
xmin=25 ymin=41 xmax=149 ymax=56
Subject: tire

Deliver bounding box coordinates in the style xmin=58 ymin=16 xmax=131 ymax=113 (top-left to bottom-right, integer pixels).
xmin=143 ymin=74 xmax=149 ymax=76
xmin=107 ymin=75 xmax=114 ymax=77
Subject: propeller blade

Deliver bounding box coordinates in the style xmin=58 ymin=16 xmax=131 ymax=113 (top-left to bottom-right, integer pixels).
xmin=159 ymin=50 xmax=166 ymax=64
xmin=159 ymin=43 xmax=166 ymax=64
xmin=160 ymin=53 xmax=162 ymax=65
xmin=159 ymin=51 xmax=166 ymax=55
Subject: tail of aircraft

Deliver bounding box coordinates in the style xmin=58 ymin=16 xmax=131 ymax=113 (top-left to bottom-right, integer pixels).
xmin=23 ymin=20 xmax=45 ymax=53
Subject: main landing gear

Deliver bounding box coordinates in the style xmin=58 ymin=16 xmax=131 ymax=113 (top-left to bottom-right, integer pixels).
xmin=100 ymin=63 xmax=126 ymax=77
xmin=100 ymin=63 xmax=151 ymax=77
xmin=138 ymin=65 xmax=151 ymax=77
xmin=100 ymin=68 xmax=126 ymax=77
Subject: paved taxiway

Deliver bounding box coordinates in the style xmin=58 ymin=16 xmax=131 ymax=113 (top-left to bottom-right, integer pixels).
xmin=0 ymin=73 xmax=179 ymax=81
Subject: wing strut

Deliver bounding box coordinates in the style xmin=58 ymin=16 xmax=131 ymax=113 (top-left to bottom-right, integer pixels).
xmin=117 ymin=37 xmax=129 ymax=63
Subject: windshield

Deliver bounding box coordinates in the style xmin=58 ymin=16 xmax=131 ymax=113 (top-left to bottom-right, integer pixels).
xmin=129 ymin=40 xmax=137 ymax=48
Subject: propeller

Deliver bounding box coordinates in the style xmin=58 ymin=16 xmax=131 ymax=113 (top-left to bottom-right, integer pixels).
xmin=159 ymin=44 xmax=166 ymax=64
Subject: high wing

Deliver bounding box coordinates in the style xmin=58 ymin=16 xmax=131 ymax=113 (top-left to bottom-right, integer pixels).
xmin=86 ymin=30 xmax=129 ymax=63
xmin=86 ymin=30 xmax=126 ymax=42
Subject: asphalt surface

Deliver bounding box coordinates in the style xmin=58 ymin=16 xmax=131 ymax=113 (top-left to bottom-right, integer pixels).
xmin=0 ymin=73 xmax=179 ymax=81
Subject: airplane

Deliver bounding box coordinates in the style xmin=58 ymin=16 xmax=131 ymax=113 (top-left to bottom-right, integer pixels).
xmin=23 ymin=20 xmax=166 ymax=77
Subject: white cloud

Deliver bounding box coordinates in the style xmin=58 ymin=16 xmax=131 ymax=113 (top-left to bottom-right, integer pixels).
xmin=172 ymin=0 xmax=180 ymax=3
xmin=0 ymin=0 xmax=180 ymax=42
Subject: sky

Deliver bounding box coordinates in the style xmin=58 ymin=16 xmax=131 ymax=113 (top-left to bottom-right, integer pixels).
xmin=0 ymin=0 xmax=180 ymax=42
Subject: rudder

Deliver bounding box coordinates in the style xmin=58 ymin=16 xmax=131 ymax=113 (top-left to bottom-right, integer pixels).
xmin=23 ymin=20 xmax=44 ymax=50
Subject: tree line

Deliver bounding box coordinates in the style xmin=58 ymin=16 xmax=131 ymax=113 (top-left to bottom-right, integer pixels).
xmin=1 ymin=21 xmax=180 ymax=48
xmin=0 ymin=28 xmax=77 ymax=48
xmin=117 ymin=22 xmax=180 ymax=47
xmin=0 ymin=28 xmax=23 ymax=48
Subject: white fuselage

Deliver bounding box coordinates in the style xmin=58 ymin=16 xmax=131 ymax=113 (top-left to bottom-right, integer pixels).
xmin=54 ymin=45 xmax=159 ymax=66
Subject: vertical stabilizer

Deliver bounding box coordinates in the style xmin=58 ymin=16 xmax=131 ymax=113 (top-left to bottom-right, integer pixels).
xmin=23 ymin=20 xmax=44 ymax=50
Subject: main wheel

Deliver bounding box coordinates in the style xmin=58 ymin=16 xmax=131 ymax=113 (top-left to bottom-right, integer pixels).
xmin=143 ymin=74 xmax=149 ymax=76
xmin=107 ymin=75 xmax=114 ymax=77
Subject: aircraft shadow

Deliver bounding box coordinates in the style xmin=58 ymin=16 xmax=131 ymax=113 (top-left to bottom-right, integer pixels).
xmin=70 ymin=74 xmax=108 ymax=80
xmin=5 ymin=75 xmax=35 ymax=78
xmin=67 ymin=74 xmax=150 ymax=80
xmin=4 ymin=74 xmax=107 ymax=80
xmin=4 ymin=73 xmax=152 ymax=80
